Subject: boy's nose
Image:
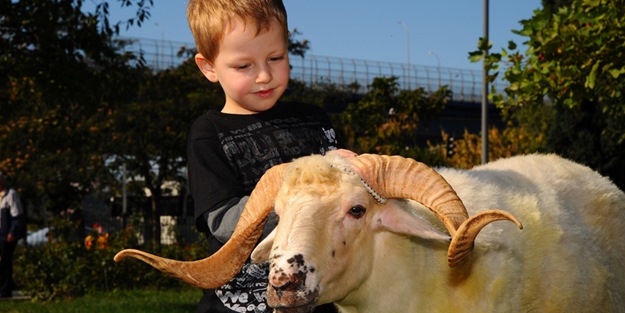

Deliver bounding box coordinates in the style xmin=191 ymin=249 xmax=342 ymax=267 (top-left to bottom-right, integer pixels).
xmin=255 ymin=66 xmax=273 ymax=84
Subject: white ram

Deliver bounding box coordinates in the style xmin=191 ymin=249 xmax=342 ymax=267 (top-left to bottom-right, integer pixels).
xmin=115 ymin=153 xmax=625 ymax=313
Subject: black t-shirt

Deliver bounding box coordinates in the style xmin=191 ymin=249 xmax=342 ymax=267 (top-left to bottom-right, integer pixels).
xmin=187 ymin=101 xmax=342 ymax=245
xmin=188 ymin=101 xmax=341 ymax=313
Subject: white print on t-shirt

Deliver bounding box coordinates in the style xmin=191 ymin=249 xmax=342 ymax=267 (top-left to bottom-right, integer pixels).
xmin=218 ymin=118 xmax=340 ymax=188
xmin=216 ymin=262 xmax=270 ymax=313
xmin=322 ymin=127 xmax=339 ymax=153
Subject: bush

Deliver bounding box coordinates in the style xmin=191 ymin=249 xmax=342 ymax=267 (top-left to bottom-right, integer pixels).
xmin=14 ymin=217 xmax=208 ymax=302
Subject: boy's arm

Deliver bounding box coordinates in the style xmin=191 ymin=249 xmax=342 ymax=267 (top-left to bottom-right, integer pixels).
xmin=203 ymin=196 xmax=278 ymax=244
xmin=204 ymin=197 xmax=247 ymax=244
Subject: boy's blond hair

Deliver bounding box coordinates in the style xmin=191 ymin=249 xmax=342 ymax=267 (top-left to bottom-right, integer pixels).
xmin=187 ymin=0 xmax=288 ymax=63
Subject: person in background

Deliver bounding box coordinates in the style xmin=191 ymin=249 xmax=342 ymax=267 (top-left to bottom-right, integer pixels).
xmin=0 ymin=172 xmax=26 ymax=298
xmin=186 ymin=0 xmax=343 ymax=312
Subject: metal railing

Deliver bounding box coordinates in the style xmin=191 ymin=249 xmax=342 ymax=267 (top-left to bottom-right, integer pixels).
xmin=119 ymin=37 xmax=506 ymax=102
xmin=289 ymin=55 xmax=505 ymax=103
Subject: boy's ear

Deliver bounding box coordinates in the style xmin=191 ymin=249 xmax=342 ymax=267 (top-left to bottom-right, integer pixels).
xmin=195 ymin=53 xmax=219 ymax=83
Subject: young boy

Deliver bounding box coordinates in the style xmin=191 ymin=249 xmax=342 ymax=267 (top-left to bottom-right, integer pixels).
xmin=186 ymin=0 xmax=341 ymax=312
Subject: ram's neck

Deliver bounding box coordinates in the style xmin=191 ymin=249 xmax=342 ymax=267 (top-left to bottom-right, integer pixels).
xmin=334 ymin=232 xmax=450 ymax=313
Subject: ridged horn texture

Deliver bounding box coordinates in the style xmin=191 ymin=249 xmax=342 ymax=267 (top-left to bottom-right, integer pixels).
xmin=347 ymin=154 xmax=523 ymax=268
xmin=448 ymin=210 xmax=523 ymax=267
xmin=113 ymin=163 xmax=288 ymax=289
xmin=348 ymin=154 xmax=469 ymax=235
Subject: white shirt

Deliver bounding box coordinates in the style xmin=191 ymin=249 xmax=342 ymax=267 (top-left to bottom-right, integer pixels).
xmin=0 ymin=188 xmax=24 ymax=226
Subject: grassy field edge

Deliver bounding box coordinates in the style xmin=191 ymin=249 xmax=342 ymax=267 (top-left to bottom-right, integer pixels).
xmin=0 ymin=287 xmax=201 ymax=313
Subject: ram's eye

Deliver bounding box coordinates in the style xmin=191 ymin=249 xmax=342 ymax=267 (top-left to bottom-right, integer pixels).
xmin=348 ymin=205 xmax=366 ymax=219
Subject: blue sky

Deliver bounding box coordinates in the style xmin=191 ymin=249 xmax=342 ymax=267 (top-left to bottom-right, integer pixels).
xmin=108 ymin=1 xmax=542 ymax=70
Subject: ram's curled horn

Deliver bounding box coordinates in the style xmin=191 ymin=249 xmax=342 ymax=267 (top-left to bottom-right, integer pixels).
xmin=114 ymin=163 xmax=288 ymax=289
xmin=347 ymin=154 xmax=523 ymax=267
xmin=448 ymin=210 xmax=523 ymax=267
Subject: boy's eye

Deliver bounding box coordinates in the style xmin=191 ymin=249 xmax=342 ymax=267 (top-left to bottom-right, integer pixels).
xmin=269 ymin=56 xmax=284 ymax=62
xmin=237 ymin=64 xmax=250 ymax=70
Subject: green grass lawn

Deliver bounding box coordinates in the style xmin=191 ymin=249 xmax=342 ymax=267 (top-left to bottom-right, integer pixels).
xmin=0 ymin=287 xmax=201 ymax=313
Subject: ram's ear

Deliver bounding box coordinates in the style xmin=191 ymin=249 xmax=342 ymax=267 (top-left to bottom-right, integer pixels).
xmin=251 ymin=228 xmax=276 ymax=262
xmin=373 ymin=201 xmax=451 ymax=241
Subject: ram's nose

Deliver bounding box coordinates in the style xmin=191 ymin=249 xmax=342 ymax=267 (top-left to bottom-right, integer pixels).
xmin=267 ymin=254 xmax=319 ymax=310
xmin=268 ymin=254 xmax=310 ymax=293
xmin=270 ymin=271 xmax=306 ymax=299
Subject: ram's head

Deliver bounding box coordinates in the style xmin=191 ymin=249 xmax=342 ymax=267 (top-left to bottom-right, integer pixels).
xmin=115 ymin=154 xmax=521 ymax=312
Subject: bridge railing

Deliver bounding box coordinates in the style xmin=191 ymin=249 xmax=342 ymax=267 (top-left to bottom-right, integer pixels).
xmin=288 ymin=55 xmax=506 ymax=103
xmin=119 ymin=37 xmax=506 ymax=102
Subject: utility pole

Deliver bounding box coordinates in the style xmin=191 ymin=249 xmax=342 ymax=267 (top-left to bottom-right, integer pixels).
xmin=481 ymin=0 xmax=489 ymax=164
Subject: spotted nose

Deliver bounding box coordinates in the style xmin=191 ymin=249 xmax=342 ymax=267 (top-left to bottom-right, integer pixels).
xmin=268 ymin=254 xmax=313 ymax=298
xmin=270 ymin=270 xmax=306 ymax=299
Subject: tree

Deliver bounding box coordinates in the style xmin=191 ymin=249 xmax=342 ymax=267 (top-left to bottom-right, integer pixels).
xmin=106 ymin=59 xmax=221 ymax=247
xmin=287 ymin=28 xmax=310 ymax=59
xmin=472 ymin=0 xmax=625 ymax=189
xmin=0 ymin=0 xmax=152 ymax=215
xmin=339 ymin=77 xmax=450 ymax=164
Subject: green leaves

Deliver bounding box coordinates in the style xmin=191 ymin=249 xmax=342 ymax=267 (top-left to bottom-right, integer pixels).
xmin=477 ymin=37 xmax=492 ymax=51
xmin=468 ymin=50 xmax=484 ymax=63
xmin=339 ymin=76 xmax=450 ymax=156
xmin=582 ymin=0 xmax=602 ymax=7
xmin=608 ymin=67 xmax=625 ymax=79
xmin=585 ymin=61 xmax=599 ymax=89
xmin=469 ymin=0 xmax=625 ymax=189
xmin=0 ymin=1 xmax=156 ymax=212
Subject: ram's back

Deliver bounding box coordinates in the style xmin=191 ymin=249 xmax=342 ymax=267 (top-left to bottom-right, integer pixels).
xmin=432 ymin=154 xmax=625 ymax=312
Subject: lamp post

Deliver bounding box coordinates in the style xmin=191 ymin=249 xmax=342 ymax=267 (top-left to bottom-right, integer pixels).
xmin=398 ymin=21 xmax=411 ymax=89
xmin=155 ymin=23 xmax=165 ymax=69
xmin=427 ymin=51 xmax=441 ymax=88
xmin=481 ymin=0 xmax=489 ymax=164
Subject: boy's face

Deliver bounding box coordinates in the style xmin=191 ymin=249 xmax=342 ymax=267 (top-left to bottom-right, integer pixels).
xmin=196 ymin=18 xmax=290 ymax=114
